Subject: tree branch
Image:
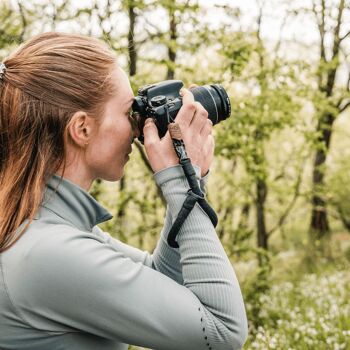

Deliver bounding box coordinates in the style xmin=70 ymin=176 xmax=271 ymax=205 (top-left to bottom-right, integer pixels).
xmin=340 ymin=30 xmax=350 ymax=42
xmin=335 ymin=203 xmax=350 ymax=232
xmin=134 ymin=140 xmax=166 ymax=207
xmin=339 ymin=100 xmax=350 ymax=113
xmin=331 ymin=0 xmax=344 ymax=60
xmin=312 ymin=0 xmax=326 ymax=62
xmin=134 ymin=140 xmax=152 ymax=173
xmin=17 ymin=0 xmax=27 ymax=43
xmin=273 ymin=11 xmax=288 ymax=60
xmin=267 ymin=158 xmax=306 ymax=236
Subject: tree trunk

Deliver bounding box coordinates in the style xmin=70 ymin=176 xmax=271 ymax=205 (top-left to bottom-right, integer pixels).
xmin=117 ymin=176 xmax=126 ymax=221
xmin=309 ymin=112 xmax=335 ymax=239
xmin=256 ymin=178 xmax=268 ymax=250
xmin=238 ymin=203 xmax=250 ymax=231
xmin=166 ymin=5 xmax=177 ymax=80
xmin=127 ymin=2 xmax=137 ymax=76
xmin=309 ymin=0 xmax=345 ymax=240
xmin=117 ymin=0 xmax=137 ymax=235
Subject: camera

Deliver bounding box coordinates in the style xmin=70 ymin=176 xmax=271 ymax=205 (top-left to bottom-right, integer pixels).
xmin=132 ymin=80 xmax=231 ymax=143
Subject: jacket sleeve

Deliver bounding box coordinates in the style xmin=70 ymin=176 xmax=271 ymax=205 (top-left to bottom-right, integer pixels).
xmin=93 ymin=165 xmax=210 ymax=286
xmin=12 ymin=166 xmax=247 ymax=350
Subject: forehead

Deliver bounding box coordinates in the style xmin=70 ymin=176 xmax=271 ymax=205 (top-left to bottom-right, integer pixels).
xmin=110 ymin=67 xmax=134 ymax=103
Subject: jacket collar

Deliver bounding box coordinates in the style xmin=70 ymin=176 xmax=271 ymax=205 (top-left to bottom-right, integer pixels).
xmin=41 ymin=174 xmax=113 ymax=231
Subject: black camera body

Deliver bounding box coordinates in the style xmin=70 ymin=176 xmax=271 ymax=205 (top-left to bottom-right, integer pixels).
xmin=132 ymin=80 xmax=231 ymax=142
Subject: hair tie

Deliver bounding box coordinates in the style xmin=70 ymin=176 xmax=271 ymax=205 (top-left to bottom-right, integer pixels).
xmin=0 ymin=63 xmax=7 ymax=81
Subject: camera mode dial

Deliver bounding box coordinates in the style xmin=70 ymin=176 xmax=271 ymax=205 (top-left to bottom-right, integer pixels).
xmin=150 ymin=95 xmax=167 ymax=107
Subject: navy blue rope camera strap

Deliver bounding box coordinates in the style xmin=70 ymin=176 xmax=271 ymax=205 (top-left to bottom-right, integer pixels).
xmin=167 ymin=123 xmax=218 ymax=248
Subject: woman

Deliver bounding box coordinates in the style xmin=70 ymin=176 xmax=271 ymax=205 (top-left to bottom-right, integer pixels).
xmin=0 ymin=32 xmax=248 ymax=350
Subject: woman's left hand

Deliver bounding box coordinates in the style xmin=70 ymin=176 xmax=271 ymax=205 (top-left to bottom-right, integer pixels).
xmin=188 ymin=84 xmax=215 ymax=177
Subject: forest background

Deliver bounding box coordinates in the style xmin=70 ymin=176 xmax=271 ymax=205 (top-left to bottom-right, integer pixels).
xmin=1 ymin=0 xmax=350 ymax=348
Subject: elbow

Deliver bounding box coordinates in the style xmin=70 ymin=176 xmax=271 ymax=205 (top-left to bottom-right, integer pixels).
xmin=209 ymin=314 xmax=248 ymax=350
xmin=225 ymin=297 xmax=249 ymax=349
xmin=228 ymin=318 xmax=248 ymax=350
xmin=224 ymin=309 xmax=249 ymax=349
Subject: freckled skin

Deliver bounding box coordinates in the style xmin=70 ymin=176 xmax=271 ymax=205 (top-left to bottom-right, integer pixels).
xmin=86 ymin=67 xmax=135 ymax=182
xmin=57 ymin=66 xmax=135 ymax=190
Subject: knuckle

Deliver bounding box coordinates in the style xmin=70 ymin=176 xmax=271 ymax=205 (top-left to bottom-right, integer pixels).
xmin=185 ymin=102 xmax=196 ymax=112
xmin=143 ymin=123 xmax=153 ymax=130
xmin=201 ymin=110 xmax=209 ymax=118
xmin=194 ymin=102 xmax=208 ymax=118
xmin=203 ymin=121 xmax=212 ymax=133
xmin=144 ymin=139 xmax=157 ymax=148
xmin=209 ymin=135 xmax=215 ymax=145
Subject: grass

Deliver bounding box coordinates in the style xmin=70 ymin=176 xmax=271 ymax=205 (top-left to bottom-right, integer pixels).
xmin=128 ymin=233 xmax=350 ymax=350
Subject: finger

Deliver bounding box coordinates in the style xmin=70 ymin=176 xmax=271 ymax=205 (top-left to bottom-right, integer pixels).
xmin=200 ymin=119 xmax=213 ymax=136
xmin=203 ymin=135 xmax=215 ymax=157
xmin=188 ymin=83 xmax=198 ymax=90
xmin=190 ymin=102 xmax=208 ymax=131
xmin=175 ymin=88 xmax=196 ymax=128
xmin=209 ymin=135 xmax=215 ymax=149
xmin=143 ymin=118 xmax=159 ymax=147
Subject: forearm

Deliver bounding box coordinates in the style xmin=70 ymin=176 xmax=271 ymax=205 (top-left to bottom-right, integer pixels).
xmin=152 ymin=165 xmax=248 ymax=349
xmin=151 ymin=166 xmax=210 ymax=285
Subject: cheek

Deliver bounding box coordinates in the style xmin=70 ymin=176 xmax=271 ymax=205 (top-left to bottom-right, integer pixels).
xmin=88 ymin=127 xmax=124 ymax=162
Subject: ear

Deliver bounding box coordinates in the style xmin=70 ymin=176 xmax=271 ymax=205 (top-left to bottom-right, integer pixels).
xmin=67 ymin=111 xmax=94 ymax=148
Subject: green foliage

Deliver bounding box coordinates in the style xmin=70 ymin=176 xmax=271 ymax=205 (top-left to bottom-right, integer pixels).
xmin=2 ymin=1 xmax=350 ymax=349
xmin=243 ymin=249 xmax=272 ymax=330
xmin=0 ymin=1 xmax=24 ymax=54
xmin=244 ymin=269 xmax=350 ymax=350
xmin=328 ymin=157 xmax=350 ymax=233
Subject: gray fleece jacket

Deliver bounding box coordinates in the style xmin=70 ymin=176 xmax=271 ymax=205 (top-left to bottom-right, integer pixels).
xmin=0 ymin=165 xmax=248 ymax=350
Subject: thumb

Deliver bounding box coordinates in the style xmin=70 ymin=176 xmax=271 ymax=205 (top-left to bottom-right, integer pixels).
xmin=143 ymin=118 xmax=159 ymax=146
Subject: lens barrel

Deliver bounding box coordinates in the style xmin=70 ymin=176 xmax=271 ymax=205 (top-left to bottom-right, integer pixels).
xmin=132 ymin=81 xmax=232 ymax=143
xmin=190 ymin=84 xmax=231 ymax=125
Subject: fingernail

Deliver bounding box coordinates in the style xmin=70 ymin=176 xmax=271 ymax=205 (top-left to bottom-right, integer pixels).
xmin=179 ymin=88 xmax=185 ymax=96
xmin=145 ymin=118 xmax=153 ymax=125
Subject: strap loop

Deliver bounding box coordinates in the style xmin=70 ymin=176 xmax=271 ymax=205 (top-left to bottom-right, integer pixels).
xmin=166 ymin=122 xmax=218 ymax=248
xmin=187 ymin=189 xmax=205 ymax=201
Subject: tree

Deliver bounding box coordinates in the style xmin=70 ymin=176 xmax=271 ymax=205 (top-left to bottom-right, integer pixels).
xmin=215 ymin=2 xmax=304 ymax=252
xmin=309 ymin=0 xmax=350 ymax=240
xmin=0 ymin=0 xmax=29 ymax=52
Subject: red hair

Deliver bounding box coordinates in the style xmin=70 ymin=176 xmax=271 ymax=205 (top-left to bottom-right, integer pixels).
xmin=0 ymin=32 xmax=117 ymax=252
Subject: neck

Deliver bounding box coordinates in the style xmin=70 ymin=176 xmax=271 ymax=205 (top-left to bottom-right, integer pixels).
xmin=56 ymin=155 xmax=94 ymax=192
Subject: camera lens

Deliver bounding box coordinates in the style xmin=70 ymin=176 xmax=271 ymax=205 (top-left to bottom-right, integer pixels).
xmin=132 ymin=81 xmax=232 ymax=144
xmin=190 ymin=84 xmax=231 ymax=125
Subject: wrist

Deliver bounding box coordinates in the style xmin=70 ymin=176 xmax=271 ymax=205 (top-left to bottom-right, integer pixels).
xmin=154 ymin=164 xmax=201 ymax=187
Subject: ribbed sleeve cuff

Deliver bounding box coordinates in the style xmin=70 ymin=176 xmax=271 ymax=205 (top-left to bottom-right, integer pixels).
xmin=200 ymin=170 xmax=210 ymax=194
xmin=154 ymin=164 xmax=201 ymax=186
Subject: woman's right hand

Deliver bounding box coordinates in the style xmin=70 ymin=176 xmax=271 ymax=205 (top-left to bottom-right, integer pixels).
xmin=143 ymin=87 xmax=214 ymax=177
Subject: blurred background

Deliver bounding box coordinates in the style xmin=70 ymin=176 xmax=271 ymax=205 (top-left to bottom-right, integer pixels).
xmin=1 ymin=0 xmax=350 ymax=348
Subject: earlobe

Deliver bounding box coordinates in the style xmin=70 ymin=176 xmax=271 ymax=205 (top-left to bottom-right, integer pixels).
xmin=67 ymin=111 xmax=92 ymax=148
